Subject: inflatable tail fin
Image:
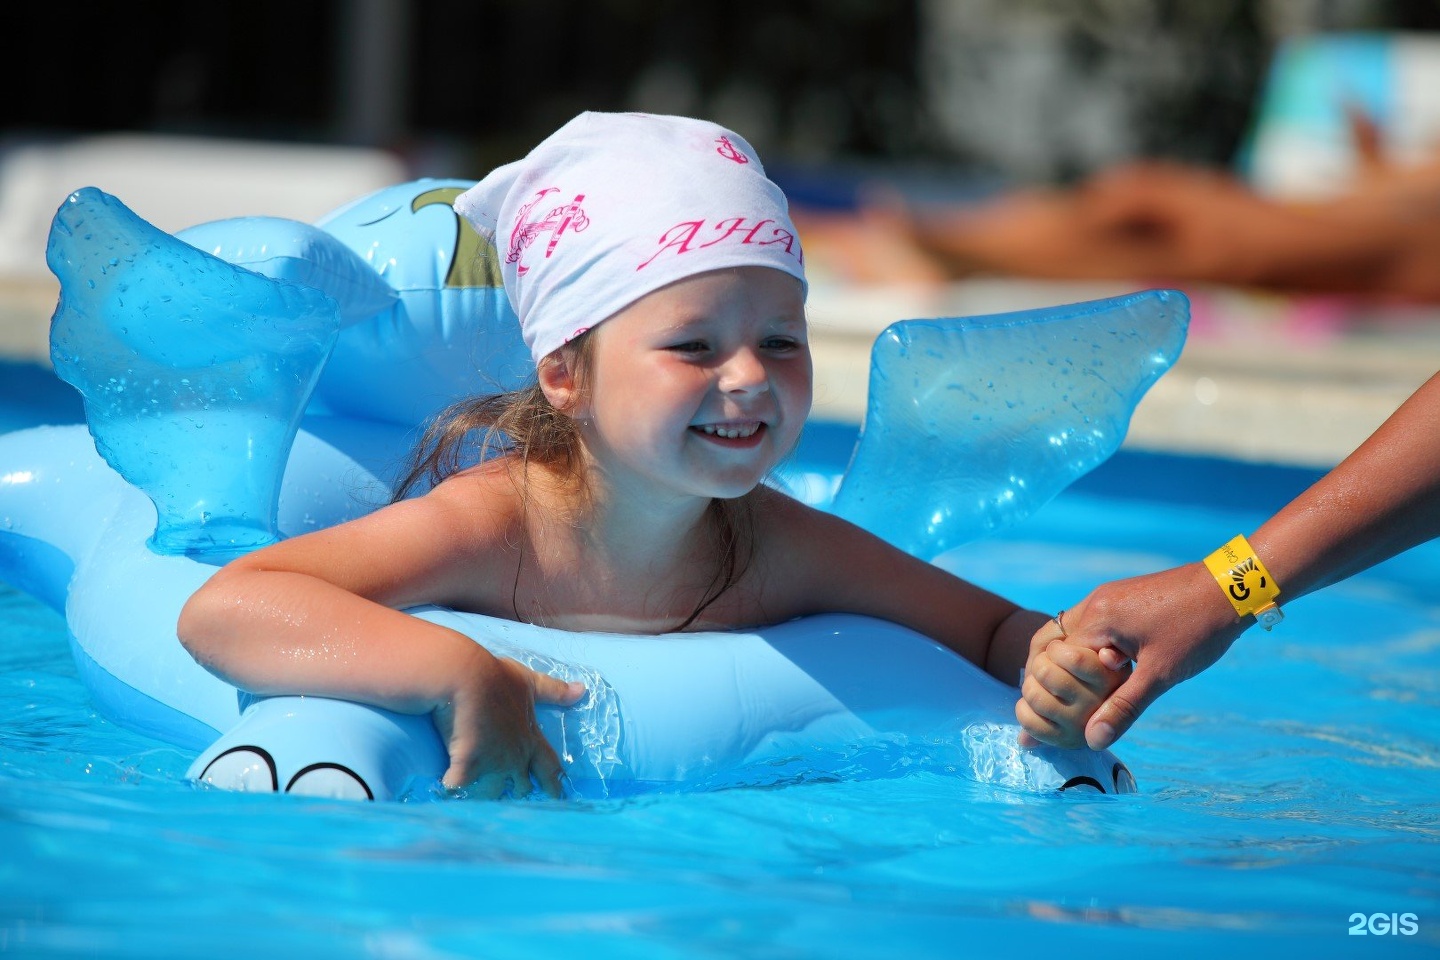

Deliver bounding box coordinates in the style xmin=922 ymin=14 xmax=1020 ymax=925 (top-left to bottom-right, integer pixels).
xmin=832 ymin=289 xmax=1189 ymax=559
xmin=46 ymin=188 xmax=342 ymax=563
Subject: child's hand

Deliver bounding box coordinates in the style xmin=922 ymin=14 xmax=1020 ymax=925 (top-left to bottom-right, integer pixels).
xmin=432 ymin=648 xmax=586 ymax=798
xmin=1015 ymin=629 xmax=1128 ymax=750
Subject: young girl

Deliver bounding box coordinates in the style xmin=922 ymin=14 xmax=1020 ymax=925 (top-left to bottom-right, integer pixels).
xmin=178 ymin=112 xmax=1099 ymax=799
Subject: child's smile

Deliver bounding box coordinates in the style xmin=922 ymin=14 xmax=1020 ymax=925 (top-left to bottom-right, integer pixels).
xmin=691 ymin=421 xmax=764 ymax=444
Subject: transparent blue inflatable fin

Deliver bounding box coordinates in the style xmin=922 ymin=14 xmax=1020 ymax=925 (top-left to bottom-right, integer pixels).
xmin=46 ymin=187 xmax=342 ymax=563
xmin=176 ymin=216 xmax=397 ymax=327
xmin=831 ymin=289 xmax=1189 ymax=559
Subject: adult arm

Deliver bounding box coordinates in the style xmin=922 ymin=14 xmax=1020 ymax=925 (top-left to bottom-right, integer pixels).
xmin=1024 ymin=370 xmax=1440 ymax=750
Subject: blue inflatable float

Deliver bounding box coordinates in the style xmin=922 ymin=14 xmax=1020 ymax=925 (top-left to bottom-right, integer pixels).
xmin=0 ymin=182 xmax=1188 ymax=800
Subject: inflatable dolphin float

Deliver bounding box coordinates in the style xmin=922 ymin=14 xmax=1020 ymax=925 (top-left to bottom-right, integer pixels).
xmin=0 ymin=182 xmax=1187 ymax=800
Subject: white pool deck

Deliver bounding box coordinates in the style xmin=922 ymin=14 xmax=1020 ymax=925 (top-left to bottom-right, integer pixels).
xmin=5 ymin=269 xmax=1437 ymax=470
xmin=802 ymin=278 xmax=1440 ymax=469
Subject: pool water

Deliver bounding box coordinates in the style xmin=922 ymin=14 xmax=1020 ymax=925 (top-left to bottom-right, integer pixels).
xmin=2 ymin=361 xmax=1438 ymax=957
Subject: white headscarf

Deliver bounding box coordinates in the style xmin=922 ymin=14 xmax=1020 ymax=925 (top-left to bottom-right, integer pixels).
xmin=453 ymin=112 xmax=807 ymax=362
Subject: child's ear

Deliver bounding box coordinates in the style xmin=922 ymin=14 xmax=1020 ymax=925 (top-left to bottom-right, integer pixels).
xmin=538 ymin=352 xmax=585 ymax=417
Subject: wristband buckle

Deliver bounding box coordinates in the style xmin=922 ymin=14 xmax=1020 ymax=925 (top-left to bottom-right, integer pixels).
xmin=1254 ymin=601 xmax=1284 ymax=631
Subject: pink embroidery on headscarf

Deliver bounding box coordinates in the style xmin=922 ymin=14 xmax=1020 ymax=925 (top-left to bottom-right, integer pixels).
xmin=636 ymin=217 xmax=802 ymax=270
xmin=564 ymin=326 xmax=591 ymax=344
xmin=508 ymin=187 xmax=591 ymax=275
xmin=715 ymin=136 xmax=750 ymax=164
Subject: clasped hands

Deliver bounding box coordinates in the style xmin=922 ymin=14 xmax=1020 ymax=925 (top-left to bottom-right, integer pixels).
xmin=1015 ymin=563 xmax=1245 ymax=751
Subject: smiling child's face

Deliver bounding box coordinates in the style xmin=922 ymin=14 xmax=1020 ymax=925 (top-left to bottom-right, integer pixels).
xmin=572 ymin=266 xmax=811 ymax=503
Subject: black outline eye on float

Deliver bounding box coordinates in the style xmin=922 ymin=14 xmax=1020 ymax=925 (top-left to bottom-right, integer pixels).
xmin=285 ymin=762 xmax=374 ymax=801
xmin=1058 ymin=763 xmax=1138 ymax=795
xmin=199 ymin=745 xmax=279 ymax=792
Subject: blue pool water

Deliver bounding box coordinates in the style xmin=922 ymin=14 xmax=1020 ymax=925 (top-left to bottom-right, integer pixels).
xmin=2 ymin=359 xmax=1437 ymax=957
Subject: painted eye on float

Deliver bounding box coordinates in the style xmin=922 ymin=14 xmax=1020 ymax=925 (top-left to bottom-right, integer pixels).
xmin=1059 ymin=775 xmax=1106 ymax=794
xmin=198 ymin=745 xmax=278 ymax=792
xmin=286 ymin=762 xmax=374 ymax=801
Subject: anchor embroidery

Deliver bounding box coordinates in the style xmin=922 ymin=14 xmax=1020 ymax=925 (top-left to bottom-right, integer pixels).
xmin=715 ymin=136 xmax=750 ymax=164
xmin=508 ymin=187 xmax=590 ymax=275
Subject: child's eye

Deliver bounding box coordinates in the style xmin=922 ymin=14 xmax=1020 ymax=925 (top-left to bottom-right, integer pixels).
xmin=762 ymin=336 xmax=802 ymax=352
xmin=667 ymin=341 xmax=709 ymax=354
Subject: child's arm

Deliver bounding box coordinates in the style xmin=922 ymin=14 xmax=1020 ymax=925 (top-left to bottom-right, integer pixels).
xmin=1015 ymin=626 xmax=1129 ymax=749
xmin=177 ymin=476 xmax=583 ymax=796
xmin=753 ymin=488 xmax=1048 ymax=684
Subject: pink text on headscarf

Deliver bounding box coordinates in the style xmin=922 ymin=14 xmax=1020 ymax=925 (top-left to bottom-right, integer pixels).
xmin=637 ymin=217 xmax=802 ymax=271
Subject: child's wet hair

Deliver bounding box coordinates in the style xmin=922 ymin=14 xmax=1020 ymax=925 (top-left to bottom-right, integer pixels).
xmin=392 ymin=334 xmax=596 ymax=502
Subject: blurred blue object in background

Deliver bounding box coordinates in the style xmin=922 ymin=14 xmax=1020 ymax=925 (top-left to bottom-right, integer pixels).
xmin=1241 ymin=31 xmax=1440 ymax=196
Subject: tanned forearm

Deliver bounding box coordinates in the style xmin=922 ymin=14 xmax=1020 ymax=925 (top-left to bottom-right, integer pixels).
xmin=1247 ymin=371 xmax=1440 ymax=603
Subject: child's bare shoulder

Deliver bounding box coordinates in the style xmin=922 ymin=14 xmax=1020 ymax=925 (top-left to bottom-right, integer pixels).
xmin=322 ymin=461 xmax=523 ymax=581
xmin=748 ymin=484 xmax=880 ymax=565
xmin=345 ymin=459 xmax=526 ymax=609
xmin=417 ymin=459 xmax=525 ymax=544
xmin=747 ymin=483 xmax=805 ymax=518
xmin=430 ymin=458 xmax=522 ymax=502
xmin=740 ymin=485 xmax=905 ymax=620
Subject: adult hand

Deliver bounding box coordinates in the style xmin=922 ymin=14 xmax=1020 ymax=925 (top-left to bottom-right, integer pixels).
xmin=1016 ymin=613 xmax=1130 ymax=749
xmin=432 ymin=648 xmax=586 ymax=798
xmin=1029 ymin=561 xmax=1244 ymax=751
xmin=1019 ymin=372 xmax=1440 ymax=751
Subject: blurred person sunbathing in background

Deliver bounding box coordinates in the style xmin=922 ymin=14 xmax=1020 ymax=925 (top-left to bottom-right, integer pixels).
xmin=798 ymin=112 xmax=1440 ymax=302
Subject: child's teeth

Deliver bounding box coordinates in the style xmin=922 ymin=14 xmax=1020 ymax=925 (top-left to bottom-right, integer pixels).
xmin=700 ymin=424 xmax=757 ymax=438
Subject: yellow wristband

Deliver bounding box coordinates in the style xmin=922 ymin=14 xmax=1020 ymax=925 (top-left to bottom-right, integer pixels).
xmin=1203 ymin=534 xmax=1284 ymax=630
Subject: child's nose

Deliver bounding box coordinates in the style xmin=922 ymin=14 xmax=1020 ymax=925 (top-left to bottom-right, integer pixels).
xmin=718 ymin=348 xmax=769 ymax=394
